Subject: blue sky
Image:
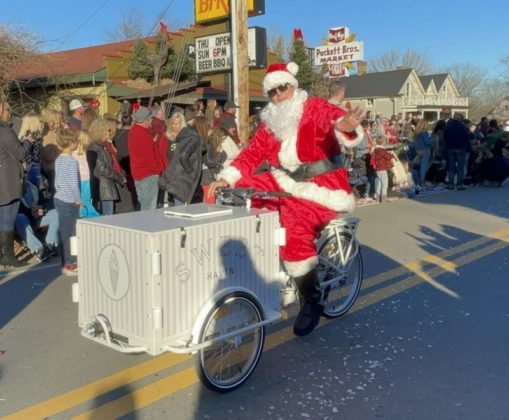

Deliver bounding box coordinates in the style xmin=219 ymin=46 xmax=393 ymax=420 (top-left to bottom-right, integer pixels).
xmin=1 ymin=0 xmax=507 ymax=76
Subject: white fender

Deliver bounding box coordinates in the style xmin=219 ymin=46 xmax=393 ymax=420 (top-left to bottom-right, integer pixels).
xmin=190 ymin=287 xmax=265 ymax=345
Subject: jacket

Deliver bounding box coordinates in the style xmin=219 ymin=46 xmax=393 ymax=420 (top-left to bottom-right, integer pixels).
xmin=218 ymin=93 xmax=363 ymax=213
xmin=158 ymin=126 xmax=203 ymax=203
xmin=370 ymin=146 xmax=394 ymax=171
xmin=0 ymin=121 xmax=29 ymax=205
xmin=444 ymin=120 xmax=472 ymax=152
xmin=127 ymin=123 xmax=163 ymax=181
xmin=87 ymin=142 xmax=124 ymax=202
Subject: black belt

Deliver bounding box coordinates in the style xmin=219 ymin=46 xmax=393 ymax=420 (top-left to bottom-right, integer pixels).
xmin=280 ymin=157 xmax=343 ymax=182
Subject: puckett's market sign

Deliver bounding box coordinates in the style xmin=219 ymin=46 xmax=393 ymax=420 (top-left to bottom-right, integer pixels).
xmin=314 ymin=41 xmax=364 ymax=65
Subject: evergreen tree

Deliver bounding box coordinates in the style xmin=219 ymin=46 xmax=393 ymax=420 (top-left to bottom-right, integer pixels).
xmin=128 ymin=40 xmax=153 ymax=81
xmin=161 ymin=44 xmax=196 ymax=82
xmin=289 ymin=29 xmax=313 ymax=91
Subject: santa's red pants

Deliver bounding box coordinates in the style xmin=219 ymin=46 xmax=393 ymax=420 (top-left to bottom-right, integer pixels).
xmin=236 ymin=171 xmax=337 ymax=277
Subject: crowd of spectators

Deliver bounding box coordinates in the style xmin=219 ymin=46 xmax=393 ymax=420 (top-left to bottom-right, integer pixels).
xmin=1 ymin=93 xmax=508 ymax=274
xmin=344 ymin=110 xmax=509 ymax=204
xmin=0 ymin=98 xmax=243 ymax=273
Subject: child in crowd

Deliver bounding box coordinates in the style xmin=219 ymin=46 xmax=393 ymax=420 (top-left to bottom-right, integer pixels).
xmin=73 ymin=130 xmax=100 ymax=218
xmin=370 ymin=135 xmax=394 ymax=202
xmin=54 ymin=129 xmax=82 ymax=275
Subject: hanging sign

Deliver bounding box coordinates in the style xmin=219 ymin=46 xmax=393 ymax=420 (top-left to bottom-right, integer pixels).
xmin=194 ymin=0 xmax=265 ymax=24
xmin=195 ymin=27 xmax=266 ymax=74
xmin=329 ymin=64 xmax=349 ymax=78
xmin=314 ymin=41 xmax=364 ymax=65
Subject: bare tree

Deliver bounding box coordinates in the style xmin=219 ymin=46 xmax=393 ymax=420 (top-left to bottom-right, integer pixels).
xmin=268 ymin=32 xmax=289 ymax=62
xmin=369 ymin=49 xmax=435 ymax=74
xmin=496 ymin=55 xmax=509 ymax=86
xmin=0 ymin=24 xmax=41 ymax=101
xmin=468 ymin=78 xmax=507 ymax=120
xmin=443 ymin=63 xmax=485 ymax=96
xmin=103 ymin=9 xmax=146 ymax=42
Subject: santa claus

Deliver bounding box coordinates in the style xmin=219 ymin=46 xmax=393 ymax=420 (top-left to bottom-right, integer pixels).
xmin=208 ymin=62 xmax=364 ymax=336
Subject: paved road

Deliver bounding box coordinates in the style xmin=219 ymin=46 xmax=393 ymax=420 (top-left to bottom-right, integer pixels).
xmin=1 ymin=184 xmax=508 ymax=419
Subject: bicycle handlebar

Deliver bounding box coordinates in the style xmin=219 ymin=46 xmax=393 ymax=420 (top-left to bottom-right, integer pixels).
xmin=217 ymin=187 xmax=292 ymax=200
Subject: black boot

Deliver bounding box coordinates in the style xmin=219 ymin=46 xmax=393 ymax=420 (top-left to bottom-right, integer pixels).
xmin=293 ymin=269 xmax=323 ymax=336
xmin=0 ymin=231 xmax=26 ymax=268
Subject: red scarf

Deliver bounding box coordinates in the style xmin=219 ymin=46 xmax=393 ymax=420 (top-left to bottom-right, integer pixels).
xmin=104 ymin=141 xmax=122 ymax=175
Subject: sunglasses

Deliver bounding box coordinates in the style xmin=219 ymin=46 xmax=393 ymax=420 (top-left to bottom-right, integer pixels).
xmin=267 ymin=83 xmax=290 ymax=98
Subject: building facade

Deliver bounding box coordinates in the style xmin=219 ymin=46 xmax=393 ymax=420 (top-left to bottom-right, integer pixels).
xmin=339 ymin=68 xmax=469 ymax=120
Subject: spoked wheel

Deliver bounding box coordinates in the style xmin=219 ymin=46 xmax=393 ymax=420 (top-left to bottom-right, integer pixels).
xmin=317 ymin=233 xmax=364 ymax=318
xmin=194 ymin=292 xmax=265 ymax=392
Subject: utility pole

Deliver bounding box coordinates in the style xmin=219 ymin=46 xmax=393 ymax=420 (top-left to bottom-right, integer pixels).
xmin=231 ymin=0 xmax=249 ymax=144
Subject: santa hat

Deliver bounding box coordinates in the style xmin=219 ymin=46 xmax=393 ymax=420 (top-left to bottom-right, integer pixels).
xmin=263 ymin=62 xmax=299 ymax=95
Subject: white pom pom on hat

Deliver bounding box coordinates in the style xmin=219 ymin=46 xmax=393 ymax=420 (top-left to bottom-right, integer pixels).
xmin=263 ymin=62 xmax=299 ymax=95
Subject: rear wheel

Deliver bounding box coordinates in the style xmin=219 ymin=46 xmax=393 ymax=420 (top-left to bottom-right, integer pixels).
xmin=194 ymin=292 xmax=265 ymax=392
xmin=317 ymin=233 xmax=363 ymax=318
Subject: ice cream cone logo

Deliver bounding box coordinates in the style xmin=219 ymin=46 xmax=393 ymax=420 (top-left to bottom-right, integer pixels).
xmin=98 ymin=244 xmax=130 ymax=301
xmin=109 ymin=250 xmax=120 ymax=294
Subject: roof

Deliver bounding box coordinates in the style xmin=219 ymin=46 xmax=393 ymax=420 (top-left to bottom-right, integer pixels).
xmin=118 ymin=80 xmax=210 ymax=100
xmin=428 ymin=73 xmax=448 ymax=90
xmin=13 ymin=37 xmax=157 ymax=81
xmin=419 ymin=75 xmax=434 ymax=90
xmin=339 ymin=68 xmax=413 ymax=99
xmin=118 ymin=81 xmax=268 ymax=103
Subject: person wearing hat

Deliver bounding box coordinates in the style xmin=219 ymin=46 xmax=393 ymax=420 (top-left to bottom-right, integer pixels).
xmin=68 ymin=98 xmax=87 ymax=132
xmin=220 ymin=100 xmax=240 ymax=144
xmin=209 ymin=62 xmax=364 ymax=336
xmin=127 ymin=107 xmax=164 ymax=210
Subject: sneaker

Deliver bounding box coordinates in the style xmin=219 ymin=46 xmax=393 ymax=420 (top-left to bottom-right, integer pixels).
xmin=445 ymin=184 xmax=454 ymax=190
xmin=62 ymin=264 xmax=78 ymax=276
xmin=46 ymin=244 xmax=59 ymax=257
xmin=34 ymin=247 xmax=49 ymax=263
xmin=457 ymin=184 xmax=466 ymax=191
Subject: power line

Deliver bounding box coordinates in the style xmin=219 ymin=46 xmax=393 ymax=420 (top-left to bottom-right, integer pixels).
xmin=64 ymin=0 xmax=111 ymax=43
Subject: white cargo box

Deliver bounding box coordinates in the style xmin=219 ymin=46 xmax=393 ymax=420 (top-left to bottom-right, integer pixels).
xmin=76 ymin=204 xmax=282 ymax=355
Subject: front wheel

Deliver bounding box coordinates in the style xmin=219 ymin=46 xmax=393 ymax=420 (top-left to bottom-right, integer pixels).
xmin=194 ymin=292 xmax=265 ymax=392
xmin=317 ymin=232 xmax=364 ymax=318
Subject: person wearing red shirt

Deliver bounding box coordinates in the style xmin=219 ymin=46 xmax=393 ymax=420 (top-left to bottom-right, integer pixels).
xmin=127 ymin=107 xmax=163 ymax=210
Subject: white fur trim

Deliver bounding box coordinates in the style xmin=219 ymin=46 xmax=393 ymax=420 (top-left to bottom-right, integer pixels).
xmin=264 ymin=89 xmax=306 ymax=172
xmin=286 ymin=62 xmax=299 ymax=75
xmin=272 ymin=169 xmax=355 ymax=213
xmin=284 ymin=256 xmax=318 ymax=277
xmin=263 ymin=71 xmax=299 ymax=94
xmin=335 ymin=121 xmax=364 ymax=148
xmin=278 ymin=131 xmax=301 ymax=172
xmin=218 ymin=165 xmax=242 ymax=186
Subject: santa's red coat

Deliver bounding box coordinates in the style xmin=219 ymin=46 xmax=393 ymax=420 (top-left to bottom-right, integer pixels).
xmin=219 ymin=96 xmax=362 ymax=276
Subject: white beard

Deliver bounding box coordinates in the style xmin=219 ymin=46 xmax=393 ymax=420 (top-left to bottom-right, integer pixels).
xmin=260 ymin=89 xmax=308 ymax=171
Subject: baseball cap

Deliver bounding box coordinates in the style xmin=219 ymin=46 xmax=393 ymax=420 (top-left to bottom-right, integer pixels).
xmin=69 ymin=99 xmax=86 ymax=111
xmin=133 ymin=107 xmax=153 ymax=123
xmin=223 ymin=100 xmax=239 ymax=110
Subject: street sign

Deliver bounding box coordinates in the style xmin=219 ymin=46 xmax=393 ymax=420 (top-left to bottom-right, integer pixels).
xmin=195 ymin=27 xmax=266 ymax=74
xmin=194 ymin=0 xmax=265 ymax=24
xmin=314 ymin=41 xmax=364 ymax=66
xmin=329 ymin=64 xmax=349 ymax=78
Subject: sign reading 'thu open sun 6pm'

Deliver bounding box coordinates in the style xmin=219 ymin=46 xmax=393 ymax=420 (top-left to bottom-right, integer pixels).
xmin=194 ymin=27 xmax=266 ymax=74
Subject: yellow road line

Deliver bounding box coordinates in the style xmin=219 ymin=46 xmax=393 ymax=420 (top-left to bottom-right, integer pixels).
xmin=68 ymin=234 xmax=509 ymax=419
xmin=72 ymin=368 xmax=198 ymax=420
xmin=356 ymin=236 xmax=509 ymax=310
xmin=6 ymin=227 xmax=509 ymax=419
xmin=3 ymin=352 xmax=189 ymax=420
xmin=363 ymin=227 xmax=509 ymax=291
